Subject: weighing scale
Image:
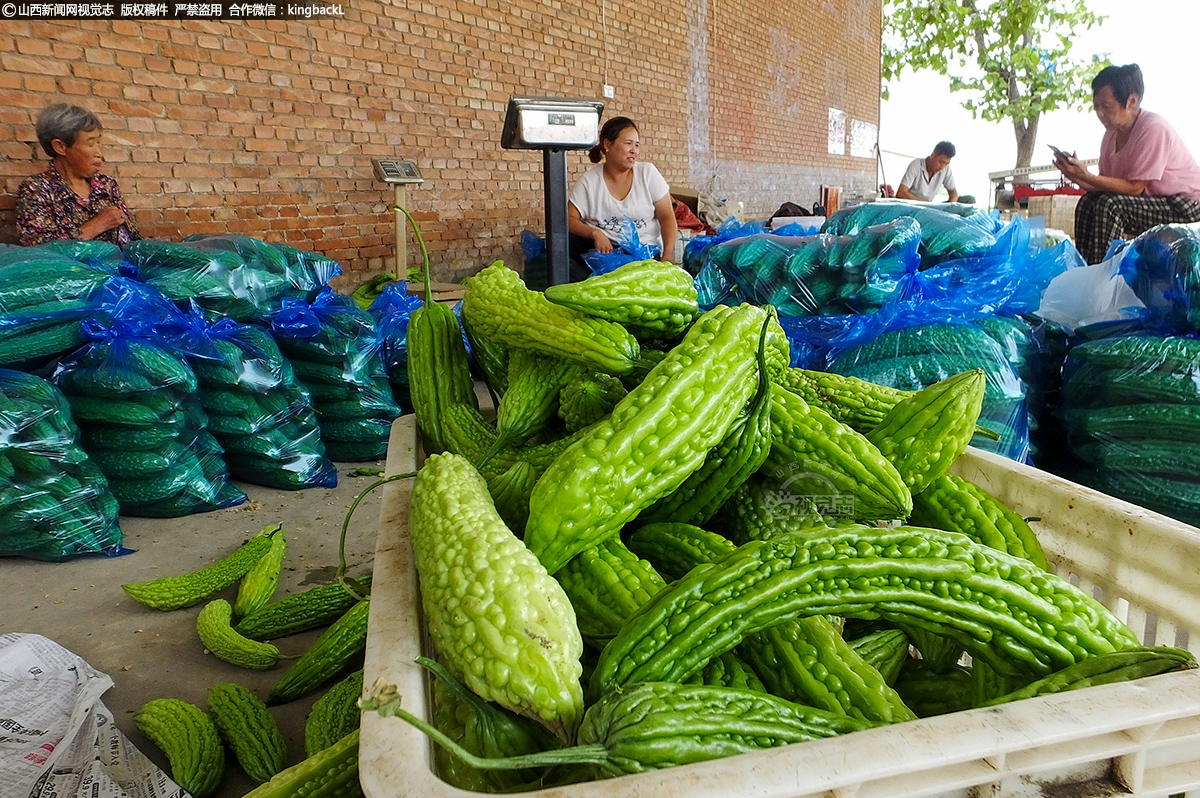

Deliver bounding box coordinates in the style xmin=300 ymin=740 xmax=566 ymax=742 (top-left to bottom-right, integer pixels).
xmin=372 ymin=158 xmax=425 ymax=281
xmin=501 ymin=96 xmax=605 ymax=285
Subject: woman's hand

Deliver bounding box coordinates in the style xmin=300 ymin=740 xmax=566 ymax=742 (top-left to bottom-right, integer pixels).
xmin=80 ymin=205 xmax=127 ymax=240
xmin=591 ymin=228 xmax=614 ymax=254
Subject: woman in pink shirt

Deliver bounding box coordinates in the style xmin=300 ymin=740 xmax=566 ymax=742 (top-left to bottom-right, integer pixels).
xmin=1054 ymin=63 xmax=1200 ymax=264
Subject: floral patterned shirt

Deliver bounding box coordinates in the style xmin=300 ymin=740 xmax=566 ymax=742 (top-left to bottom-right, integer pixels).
xmin=15 ymin=166 xmax=140 ymax=248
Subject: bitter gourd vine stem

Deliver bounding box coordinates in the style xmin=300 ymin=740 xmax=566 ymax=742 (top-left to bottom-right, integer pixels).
xmin=395 ymin=203 xmax=431 ymax=287
xmin=335 ymin=471 xmax=417 ymax=595
xmin=360 ymin=680 xmax=609 ymax=770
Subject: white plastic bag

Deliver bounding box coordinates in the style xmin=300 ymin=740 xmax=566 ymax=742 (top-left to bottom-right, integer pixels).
xmin=1035 ymin=249 xmax=1145 ymax=334
xmin=0 ymin=633 xmax=185 ymax=798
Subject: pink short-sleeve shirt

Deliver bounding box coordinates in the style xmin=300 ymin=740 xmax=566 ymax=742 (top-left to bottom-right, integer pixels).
xmin=1100 ymin=110 xmax=1200 ymax=201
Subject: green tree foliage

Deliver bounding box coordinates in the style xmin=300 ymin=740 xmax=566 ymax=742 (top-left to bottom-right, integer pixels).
xmin=882 ymin=0 xmax=1110 ymax=169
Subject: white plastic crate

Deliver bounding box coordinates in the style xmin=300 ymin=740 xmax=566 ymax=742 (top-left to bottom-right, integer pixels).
xmin=361 ymin=415 xmax=1200 ymax=798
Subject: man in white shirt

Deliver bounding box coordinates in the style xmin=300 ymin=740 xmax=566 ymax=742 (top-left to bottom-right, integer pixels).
xmin=896 ymin=141 xmax=959 ymax=202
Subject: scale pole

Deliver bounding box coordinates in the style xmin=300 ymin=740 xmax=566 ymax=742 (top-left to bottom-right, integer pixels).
xmin=543 ymin=147 xmax=570 ymax=286
xmin=394 ymin=183 xmax=408 ymax=281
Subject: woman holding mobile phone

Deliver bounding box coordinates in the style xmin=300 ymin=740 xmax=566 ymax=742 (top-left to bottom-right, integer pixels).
xmin=1053 ymin=63 xmax=1200 ymax=264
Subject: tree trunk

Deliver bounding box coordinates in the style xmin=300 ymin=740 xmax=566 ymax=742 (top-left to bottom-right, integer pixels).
xmin=1014 ymin=113 xmax=1039 ymax=170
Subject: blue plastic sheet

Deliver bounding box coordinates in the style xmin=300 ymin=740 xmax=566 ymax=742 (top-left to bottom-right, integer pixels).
xmin=581 ymin=218 xmax=661 ymax=276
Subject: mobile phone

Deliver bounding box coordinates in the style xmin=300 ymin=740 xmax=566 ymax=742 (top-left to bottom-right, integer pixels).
xmin=1048 ymin=144 xmax=1068 ymax=158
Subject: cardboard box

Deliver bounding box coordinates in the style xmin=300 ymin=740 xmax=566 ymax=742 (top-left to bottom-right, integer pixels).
xmin=1027 ymin=194 xmax=1081 ymax=235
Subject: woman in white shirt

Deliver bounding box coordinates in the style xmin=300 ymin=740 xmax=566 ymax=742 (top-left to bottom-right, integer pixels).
xmin=568 ymin=116 xmax=678 ymax=263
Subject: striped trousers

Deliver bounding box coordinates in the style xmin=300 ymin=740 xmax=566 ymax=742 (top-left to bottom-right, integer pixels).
xmin=1074 ymin=191 xmax=1200 ymax=264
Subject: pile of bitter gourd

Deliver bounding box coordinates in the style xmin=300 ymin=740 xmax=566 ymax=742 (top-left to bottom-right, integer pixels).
xmin=371 ymin=257 xmax=1193 ymax=791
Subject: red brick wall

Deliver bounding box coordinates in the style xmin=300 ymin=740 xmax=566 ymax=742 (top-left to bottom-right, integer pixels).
xmin=0 ymin=2 xmax=879 ymax=287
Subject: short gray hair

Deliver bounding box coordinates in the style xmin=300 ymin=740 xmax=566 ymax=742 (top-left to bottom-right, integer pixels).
xmin=35 ymin=103 xmax=102 ymax=157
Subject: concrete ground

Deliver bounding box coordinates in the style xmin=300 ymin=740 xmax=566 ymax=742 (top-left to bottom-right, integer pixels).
xmin=2 ymin=456 xmax=391 ymax=798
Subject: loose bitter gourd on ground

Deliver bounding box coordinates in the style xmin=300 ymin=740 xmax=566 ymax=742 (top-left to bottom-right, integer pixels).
xmin=133 ymin=698 xmax=226 ymax=798
xmin=122 ymin=524 xmax=281 ymax=611
xmin=197 ymin=599 xmax=281 ymax=670
xmin=268 ymin=597 xmax=371 ymax=704
xmin=207 ymin=682 xmax=288 ymax=783
xmin=233 ymin=527 xmax=287 ymax=619
xmin=240 ymin=728 xmax=361 ymax=798
xmin=305 ymin=669 xmax=365 ymax=756
xmin=233 ymin=577 xmax=371 ymax=641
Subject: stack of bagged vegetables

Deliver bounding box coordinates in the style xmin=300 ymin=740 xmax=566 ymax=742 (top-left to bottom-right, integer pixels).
xmin=117 ymin=523 xmax=372 ymax=797
xmin=1060 ymin=333 xmax=1200 ymax=525
xmin=359 ymin=256 xmax=1190 ymax=790
xmin=0 ymin=369 xmax=123 ymax=561
xmin=269 ymin=287 xmax=402 ymax=462
xmin=51 ymin=281 xmax=246 ymax=517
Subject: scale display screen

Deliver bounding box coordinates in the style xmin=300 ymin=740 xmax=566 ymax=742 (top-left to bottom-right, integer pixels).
xmin=373 ymin=159 xmax=424 ymax=184
xmin=501 ymin=97 xmax=604 ymax=150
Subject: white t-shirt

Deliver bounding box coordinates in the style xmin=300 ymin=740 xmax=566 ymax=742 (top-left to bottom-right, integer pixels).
xmin=568 ymin=162 xmax=671 ymax=249
xmin=900 ymin=157 xmax=956 ymax=201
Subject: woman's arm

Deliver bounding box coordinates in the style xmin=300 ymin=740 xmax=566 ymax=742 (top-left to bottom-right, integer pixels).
xmin=1056 ymin=154 xmax=1148 ymax=196
xmin=567 ymin=201 xmax=613 ymax=254
xmin=654 ymin=195 xmax=678 ymax=264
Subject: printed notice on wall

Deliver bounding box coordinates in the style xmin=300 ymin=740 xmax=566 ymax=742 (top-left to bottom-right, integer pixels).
xmin=850 ymin=120 xmax=877 ymax=159
xmin=827 ymin=109 xmax=847 ymax=156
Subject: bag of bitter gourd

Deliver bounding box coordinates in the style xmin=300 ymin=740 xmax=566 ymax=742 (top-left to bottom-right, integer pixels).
xmin=822 ymin=198 xmax=998 ymax=268
xmin=696 ymin=217 xmax=921 ymax=317
xmin=36 ymin=239 xmax=129 ymax=273
xmin=187 ymin=314 xmax=338 ymax=491
xmin=0 ymin=249 xmax=117 ymax=370
xmin=269 ymin=287 xmax=403 ymax=461
xmin=0 ymin=369 xmax=125 ymax=561
xmin=1059 ymin=332 xmax=1200 ymax=524
xmin=912 ymin=215 xmax=1080 ymax=319
xmin=826 ymin=299 xmax=1030 ymax=462
xmin=181 ymin=233 xmax=342 ymax=301
xmin=1112 ymin=222 xmax=1200 ymax=335
xmin=368 ymin=280 xmax=424 ymax=412
xmin=124 ymin=235 xmax=340 ymax=324
xmin=50 ymin=286 xmax=246 ymax=517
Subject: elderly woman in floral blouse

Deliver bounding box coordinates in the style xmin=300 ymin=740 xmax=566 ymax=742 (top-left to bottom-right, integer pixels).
xmin=16 ymin=103 xmax=140 ymax=248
